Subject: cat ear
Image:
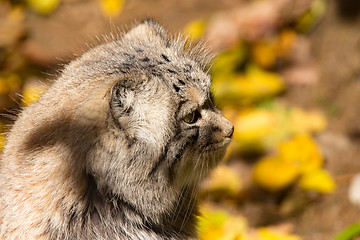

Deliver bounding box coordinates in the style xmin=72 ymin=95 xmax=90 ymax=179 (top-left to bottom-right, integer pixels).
xmin=111 ymin=81 xmax=135 ymax=116
xmin=123 ymin=20 xmax=169 ymax=45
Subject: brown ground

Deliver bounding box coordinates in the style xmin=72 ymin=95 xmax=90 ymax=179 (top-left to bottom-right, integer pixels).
xmin=6 ymin=0 xmax=360 ymax=239
xmin=288 ymin=1 xmax=360 ymax=239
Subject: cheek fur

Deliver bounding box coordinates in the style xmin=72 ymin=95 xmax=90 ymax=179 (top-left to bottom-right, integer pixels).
xmin=164 ymin=108 xmax=234 ymax=188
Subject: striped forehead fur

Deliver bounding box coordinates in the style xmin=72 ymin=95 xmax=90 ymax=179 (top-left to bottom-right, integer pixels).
xmin=95 ymin=20 xmax=213 ymax=72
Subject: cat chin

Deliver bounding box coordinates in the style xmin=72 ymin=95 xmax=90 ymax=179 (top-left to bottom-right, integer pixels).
xmin=206 ymin=140 xmax=231 ymax=165
xmin=218 ymin=136 xmax=232 ymax=149
xmin=204 ymin=137 xmax=232 ymax=154
xmin=170 ymin=137 xmax=232 ymax=190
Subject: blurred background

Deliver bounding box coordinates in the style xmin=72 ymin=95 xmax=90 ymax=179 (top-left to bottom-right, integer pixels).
xmin=1 ymin=0 xmax=360 ymax=239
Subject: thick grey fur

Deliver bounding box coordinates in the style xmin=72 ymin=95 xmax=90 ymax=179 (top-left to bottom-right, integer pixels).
xmin=0 ymin=20 xmax=233 ymax=239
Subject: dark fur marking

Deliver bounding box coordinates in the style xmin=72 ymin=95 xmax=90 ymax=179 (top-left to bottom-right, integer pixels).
xmin=23 ymin=117 xmax=98 ymax=156
xmin=135 ymin=48 xmax=144 ymax=53
xmin=97 ymin=139 xmax=116 ymax=157
xmin=67 ymin=205 xmax=77 ymax=231
xmin=184 ymin=64 xmax=192 ymax=72
xmin=178 ymin=79 xmax=186 ymax=85
xmin=183 ymin=125 xmax=200 ymax=131
xmin=124 ymin=53 xmax=135 ymax=60
xmin=126 ymin=155 xmax=138 ymax=168
xmin=175 ymin=100 xmax=187 ymax=118
xmin=105 ymin=112 xmax=123 ymax=138
xmin=122 ymin=63 xmax=132 ymax=71
xmin=46 ymin=174 xmax=143 ymax=238
xmin=167 ymin=69 xmax=177 ymax=74
xmin=147 ymin=127 xmax=182 ymax=178
xmin=173 ymin=84 xmax=180 ymax=92
xmin=148 ymin=149 xmax=167 ymax=178
xmin=107 ymin=69 xmax=127 ymax=75
xmin=113 ymin=87 xmax=123 ymax=103
xmin=148 ymin=121 xmax=199 ymax=183
xmin=141 ymin=57 xmax=150 ymax=62
xmin=87 ymin=174 xmax=141 ymax=220
xmin=165 ymin=40 xmax=171 ymax=48
xmin=117 ymin=197 xmax=144 ymax=219
xmin=85 ymin=175 xmax=131 ymax=236
xmin=203 ymin=125 xmax=220 ymax=147
xmin=151 ymin=70 xmax=163 ymax=77
xmin=108 ymin=104 xmax=136 ymax=145
xmin=109 ymin=103 xmax=123 ymax=131
xmin=142 ymin=221 xmax=180 ymax=239
xmin=122 ymin=62 xmax=132 ymax=67
xmin=168 ymin=128 xmax=199 ymax=183
xmin=209 ymin=92 xmax=215 ymax=104
xmin=161 ymin=54 xmax=171 ymax=62
xmin=124 ymin=106 xmax=133 ymax=114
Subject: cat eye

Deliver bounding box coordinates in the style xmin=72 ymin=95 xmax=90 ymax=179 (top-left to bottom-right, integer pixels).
xmin=183 ymin=110 xmax=200 ymax=124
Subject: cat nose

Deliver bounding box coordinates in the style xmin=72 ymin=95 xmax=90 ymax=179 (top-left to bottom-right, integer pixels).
xmin=224 ymin=125 xmax=234 ymax=138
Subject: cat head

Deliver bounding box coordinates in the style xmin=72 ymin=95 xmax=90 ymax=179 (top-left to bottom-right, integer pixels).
xmin=59 ymin=20 xmax=233 ymax=217
xmin=97 ymin=21 xmax=233 ymax=189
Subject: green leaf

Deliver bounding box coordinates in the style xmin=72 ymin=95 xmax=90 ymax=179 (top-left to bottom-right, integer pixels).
xmin=333 ymin=222 xmax=360 ymax=240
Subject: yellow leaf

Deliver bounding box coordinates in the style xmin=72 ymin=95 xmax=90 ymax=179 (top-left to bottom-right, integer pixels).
xmin=278 ymin=134 xmax=323 ymax=174
xmin=183 ymin=19 xmax=206 ymax=41
xmin=220 ymin=102 xmax=327 ymax=156
xmin=27 ymin=0 xmax=60 ymax=15
xmin=202 ymin=165 xmax=242 ymax=196
xmin=0 ymin=78 xmax=9 ymax=93
xmin=251 ymin=39 xmax=278 ymax=69
xmin=22 ymin=80 xmax=46 ymax=106
xmin=198 ymin=206 xmax=247 ymax=240
xmin=244 ymin=65 xmax=284 ymax=99
xmin=212 ymin=74 xmax=247 ymax=106
xmin=0 ymin=134 xmax=5 ymax=151
xmin=0 ymin=74 xmax=22 ymax=94
xmin=8 ymin=5 xmax=25 ymax=22
xmin=98 ymin=0 xmax=125 ymax=17
xmin=305 ymin=110 xmax=327 ymax=133
xmin=212 ymin=66 xmax=284 ymax=106
xmin=7 ymin=73 xmax=22 ymax=91
xmin=289 ymin=108 xmax=327 ymax=134
xmin=296 ymin=0 xmax=326 ymax=32
xmin=221 ymin=216 xmax=247 ymax=240
xmin=299 ymin=169 xmax=336 ymax=193
xmin=0 ymin=122 xmax=5 ymax=151
xmin=253 ymin=156 xmax=299 ymax=192
xmin=256 ymin=227 xmax=302 ymax=240
xmin=198 ymin=207 xmax=229 ymax=240
xmin=251 ymin=30 xmax=297 ymax=68
xmin=278 ymin=29 xmax=297 ymax=57
xmin=253 ymin=134 xmax=331 ymax=192
xmin=211 ymin=43 xmax=247 ymax=78
xmin=233 ymin=109 xmax=275 ymax=152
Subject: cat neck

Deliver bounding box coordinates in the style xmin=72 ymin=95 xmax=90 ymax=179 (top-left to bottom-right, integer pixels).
xmin=61 ymin=173 xmax=199 ymax=239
